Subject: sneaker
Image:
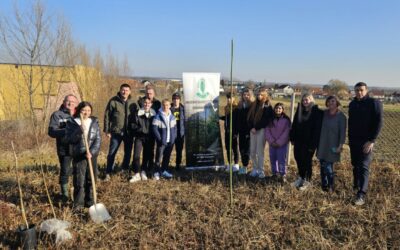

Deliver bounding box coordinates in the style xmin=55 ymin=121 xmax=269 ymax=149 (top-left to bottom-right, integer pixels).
xmin=258 ymin=172 xmax=265 ymax=179
xmin=249 ymin=169 xmax=258 ymax=177
xmin=238 ymin=167 xmax=247 ymax=175
xmin=232 ymin=164 xmax=240 ymax=172
xmin=281 ymin=176 xmax=287 ymax=184
xmin=161 ymin=170 xmax=173 ymax=179
xmin=153 ymin=172 xmax=160 ymax=181
xmin=129 ymin=173 xmax=141 ymax=183
xmin=292 ymin=177 xmax=303 ymax=188
xmin=354 ymin=195 xmax=365 ymax=206
xmin=104 ymin=174 xmax=111 ymax=182
xmin=299 ymin=180 xmax=311 ymax=191
xmin=140 ymin=171 xmax=148 ymax=181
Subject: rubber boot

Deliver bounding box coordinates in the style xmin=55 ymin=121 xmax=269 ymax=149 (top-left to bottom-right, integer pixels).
xmin=61 ymin=184 xmax=69 ymax=202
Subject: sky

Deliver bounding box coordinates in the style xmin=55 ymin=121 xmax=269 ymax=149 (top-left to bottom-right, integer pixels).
xmin=0 ymin=0 xmax=399 ymax=88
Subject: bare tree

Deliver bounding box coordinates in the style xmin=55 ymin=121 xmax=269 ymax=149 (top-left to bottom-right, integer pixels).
xmin=0 ymin=0 xmax=73 ymax=133
xmin=326 ymin=79 xmax=349 ymax=99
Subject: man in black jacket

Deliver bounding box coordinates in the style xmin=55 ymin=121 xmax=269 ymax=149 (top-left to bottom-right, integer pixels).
xmin=104 ymin=83 xmax=137 ymax=180
xmin=348 ymin=82 xmax=383 ymax=206
xmin=170 ymin=92 xmax=185 ymax=170
xmin=48 ymin=94 xmax=78 ymax=201
xmin=138 ymin=84 xmax=161 ymax=112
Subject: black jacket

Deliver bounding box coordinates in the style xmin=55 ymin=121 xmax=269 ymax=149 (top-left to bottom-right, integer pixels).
xmin=348 ymin=95 xmax=383 ymax=143
xmin=290 ymin=104 xmax=323 ymax=151
xmin=138 ymin=96 xmax=161 ymax=113
xmin=247 ymin=103 xmax=274 ymax=131
xmin=104 ymin=93 xmax=137 ymax=135
xmin=170 ymin=104 xmax=185 ymax=138
xmin=220 ymin=108 xmax=239 ymax=136
xmin=237 ymin=102 xmax=251 ymax=134
xmin=48 ymin=105 xmax=73 ymax=156
xmin=129 ymin=108 xmax=156 ymax=138
xmin=65 ymin=117 xmax=101 ymax=158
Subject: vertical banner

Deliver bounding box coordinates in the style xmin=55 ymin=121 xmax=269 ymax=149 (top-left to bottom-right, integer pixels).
xmin=183 ymin=73 xmax=224 ymax=170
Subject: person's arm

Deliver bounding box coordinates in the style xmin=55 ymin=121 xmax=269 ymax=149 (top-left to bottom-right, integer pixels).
xmin=336 ymin=113 xmax=347 ymax=152
xmin=152 ymin=116 xmax=162 ymax=143
xmin=369 ymin=99 xmax=383 ymax=143
xmin=103 ymin=100 xmax=112 ymax=134
xmin=311 ymin=108 xmax=323 ymax=151
xmin=90 ymin=119 xmax=102 ymax=156
xmin=289 ymin=106 xmax=299 ymax=143
xmin=64 ymin=120 xmax=82 ymax=145
xmin=48 ymin=112 xmax=66 ymax=138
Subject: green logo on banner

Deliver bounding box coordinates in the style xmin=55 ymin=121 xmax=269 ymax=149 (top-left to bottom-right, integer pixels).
xmin=196 ymin=78 xmax=209 ymax=99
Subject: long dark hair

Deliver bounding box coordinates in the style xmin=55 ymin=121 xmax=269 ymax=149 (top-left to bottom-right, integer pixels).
xmin=247 ymin=87 xmax=270 ymax=124
xmin=74 ymin=101 xmax=93 ymax=118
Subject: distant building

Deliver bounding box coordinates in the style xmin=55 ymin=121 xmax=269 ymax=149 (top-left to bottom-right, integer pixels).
xmin=369 ymin=89 xmax=385 ymax=101
xmin=272 ymin=84 xmax=294 ymax=98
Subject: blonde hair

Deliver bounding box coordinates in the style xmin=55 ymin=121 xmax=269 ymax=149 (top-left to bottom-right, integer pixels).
xmin=247 ymin=87 xmax=270 ymax=124
xmin=298 ymin=93 xmax=315 ymax=122
xmin=224 ymin=96 xmax=238 ymax=115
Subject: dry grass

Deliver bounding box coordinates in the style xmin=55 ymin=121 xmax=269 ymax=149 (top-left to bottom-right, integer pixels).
xmin=1 ymin=158 xmax=399 ymax=249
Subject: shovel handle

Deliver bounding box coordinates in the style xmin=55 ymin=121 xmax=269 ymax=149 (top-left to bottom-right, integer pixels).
xmin=80 ymin=114 xmax=97 ymax=205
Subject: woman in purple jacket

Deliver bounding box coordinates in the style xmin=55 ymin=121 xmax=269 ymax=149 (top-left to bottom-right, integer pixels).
xmin=265 ymin=103 xmax=291 ymax=183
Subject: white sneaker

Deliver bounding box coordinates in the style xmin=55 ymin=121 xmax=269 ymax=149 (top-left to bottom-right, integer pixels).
xmin=153 ymin=172 xmax=160 ymax=181
xmin=299 ymin=180 xmax=311 ymax=191
xmin=140 ymin=171 xmax=148 ymax=181
xmin=104 ymin=174 xmax=111 ymax=182
xmin=292 ymin=177 xmax=303 ymax=188
xmin=232 ymin=164 xmax=240 ymax=172
xmin=161 ymin=170 xmax=173 ymax=179
xmin=258 ymin=171 xmax=265 ymax=179
xmin=249 ymin=169 xmax=258 ymax=177
xmin=129 ymin=173 xmax=141 ymax=183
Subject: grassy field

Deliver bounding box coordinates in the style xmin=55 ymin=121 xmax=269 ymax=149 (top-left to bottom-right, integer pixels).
xmin=0 ymin=95 xmax=399 ymax=249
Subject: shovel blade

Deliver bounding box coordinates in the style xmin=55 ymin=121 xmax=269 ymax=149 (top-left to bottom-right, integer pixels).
xmin=89 ymin=203 xmax=111 ymax=224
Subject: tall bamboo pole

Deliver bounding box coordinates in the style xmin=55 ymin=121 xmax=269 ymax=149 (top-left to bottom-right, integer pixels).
xmin=229 ymin=39 xmax=234 ymax=207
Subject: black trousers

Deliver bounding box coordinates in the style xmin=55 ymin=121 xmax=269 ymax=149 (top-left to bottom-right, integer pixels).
xmin=173 ymin=135 xmax=185 ymax=167
xmin=225 ymin=133 xmax=239 ymax=165
xmin=350 ymin=141 xmax=373 ymax=196
xmin=132 ymin=136 xmax=155 ymax=174
xmin=73 ymin=155 xmax=98 ymax=208
xmin=294 ymin=144 xmax=315 ymax=181
xmin=58 ymin=154 xmax=73 ymax=185
xmin=238 ymin=132 xmax=250 ymax=167
xmin=155 ymin=143 xmax=174 ymax=173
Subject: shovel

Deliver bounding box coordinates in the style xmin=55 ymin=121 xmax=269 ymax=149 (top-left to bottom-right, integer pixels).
xmin=80 ymin=115 xmax=111 ymax=224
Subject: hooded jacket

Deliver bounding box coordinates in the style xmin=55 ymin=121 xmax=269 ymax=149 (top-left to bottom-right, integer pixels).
xmin=48 ymin=105 xmax=73 ymax=156
xmin=129 ymin=108 xmax=156 ymax=138
xmin=265 ymin=116 xmax=291 ymax=147
xmin=104 ymin=93 xmax=137 ymax=135
xmin=65 ymin=117 xmax=101 ymax=158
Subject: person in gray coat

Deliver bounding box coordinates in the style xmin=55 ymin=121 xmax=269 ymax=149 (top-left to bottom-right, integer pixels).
xmin=317 ymin=96 xmax=347 ymax=192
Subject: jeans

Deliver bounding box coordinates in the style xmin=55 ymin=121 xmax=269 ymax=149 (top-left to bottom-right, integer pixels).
xmin=58 ymin=155 xmax=73 ymax=186
xmin=106 ymin=133 xmax=134 ymax=174
xmin=320 ymin=160 xmax=334 ymax=189
xmin=250 ymin=129 xmax=266 ymax=173
xmin=132 ymin=136 xmax=155 ymax=174
xmin=350 ymin=141 xmax=373 ymax=196
xmin=73 ymin=155 xmax=98 ymax=208
xmin=174 ymin=135 xmax=185 ymax=167
xmin=155 ymin=143 xmax=174 ymax=173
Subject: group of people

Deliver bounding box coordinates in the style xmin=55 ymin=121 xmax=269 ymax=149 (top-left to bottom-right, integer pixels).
xmin=216 ymin=81 xmax=382 ymax=206
xmin=48 ymin=81 xmax=382 ymax=211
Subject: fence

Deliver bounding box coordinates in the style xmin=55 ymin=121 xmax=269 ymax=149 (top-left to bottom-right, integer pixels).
xmin=286 ymin=94 xmax=400 ymax=165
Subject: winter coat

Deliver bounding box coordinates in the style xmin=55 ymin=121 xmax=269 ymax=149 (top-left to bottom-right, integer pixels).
xmin=265 ymin=116 xmax=291 ymax=147
xmin=129 ymin=108 xmax=156 ymax=138
xmin=170 ymin=104 xmax=185 ymax=138
xmin=220 ymin=108 xmax=239 ymax=136
xmin=48 ymin=105 xmax=73 ymax=156
xmin=104 ymin=93 xmax=137 ymax=135
xmin=348 ymin=95 xmax=383 ymax=144
xmin=289 ymin=104 xmax=323 ymax=151
xmin=247 ymin=103 xmax=273 ymax=131
xmin=237 ymin=102 xmax=251 ymax=134
xmin=317 ymin=110 xmax=347 ymax=162
xmin=152 ymin=110 xmax=177 ymax=145
xmin=138 ymin=96 xmax=162 ymax=113
xmin=65 ymin=117 xmax=101 ymax=158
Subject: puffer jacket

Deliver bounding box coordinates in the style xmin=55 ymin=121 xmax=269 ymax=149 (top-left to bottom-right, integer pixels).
xmin=129 ymin=108 xmax=156 ymax=138
xmin=48 ymin=105 xmax=73 ymax=156
xmin=104 ymin=93 xmax=137 ymax=135
xmin=65 ymin=117 xmax=101 ymax=158
xmin=152 ymin=110 xmax=177 ymax=145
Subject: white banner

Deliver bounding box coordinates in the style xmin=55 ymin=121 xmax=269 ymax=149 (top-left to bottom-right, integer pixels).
xmin=182 ymin=73 xmax=224 ymax=170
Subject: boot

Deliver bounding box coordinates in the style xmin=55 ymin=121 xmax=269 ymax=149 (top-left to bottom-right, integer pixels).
xmin=61 ymin=184 xmax=69 ymax=202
